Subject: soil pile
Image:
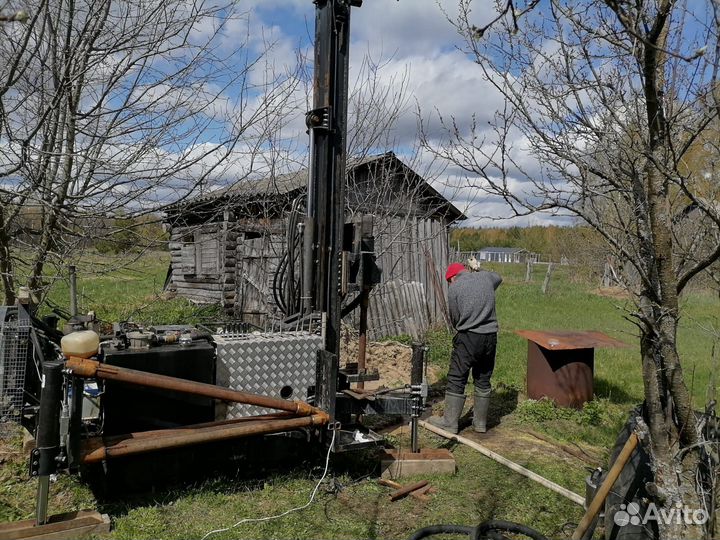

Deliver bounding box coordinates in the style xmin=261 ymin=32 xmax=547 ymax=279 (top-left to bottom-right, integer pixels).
xmin=339 ymin=329 xmax=439 ymax=390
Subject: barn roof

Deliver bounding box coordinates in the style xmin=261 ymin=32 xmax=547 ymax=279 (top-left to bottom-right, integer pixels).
xmin=164 ymin=153 xmax=466 ymax=222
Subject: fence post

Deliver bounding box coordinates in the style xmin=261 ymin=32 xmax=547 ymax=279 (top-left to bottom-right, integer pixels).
xmin=541 ymin=263 xmax=555 ymax=294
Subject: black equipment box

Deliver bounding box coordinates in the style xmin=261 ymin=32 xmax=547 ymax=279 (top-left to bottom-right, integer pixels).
xmin=101 ymin=341 xmax=216 ymax=436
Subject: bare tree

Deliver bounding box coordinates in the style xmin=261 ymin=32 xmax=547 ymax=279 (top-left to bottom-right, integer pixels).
xmin=425 ymin=0 xmax=720 ymax=537
xmin=0 ymin=0 xmax=296 ymax=304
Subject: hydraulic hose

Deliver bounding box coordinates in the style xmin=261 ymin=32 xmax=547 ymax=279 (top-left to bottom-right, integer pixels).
xmin=408 ymin=525 xmax=476 ymax=540
xmin=474 ymin=520 xmax=549 ymax=540
xmin=407 ymin=520 xmax=550 ymax=540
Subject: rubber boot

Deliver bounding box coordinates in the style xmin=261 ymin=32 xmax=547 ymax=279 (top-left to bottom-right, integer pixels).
xmin=473 ymin=388 xmax=491 ymax=433
xmin=428 ymin=392 xmax=466 ymax=434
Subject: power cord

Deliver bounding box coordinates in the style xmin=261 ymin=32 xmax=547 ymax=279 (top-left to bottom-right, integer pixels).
xmin=200 ymin=429 xmax=337 ymax=540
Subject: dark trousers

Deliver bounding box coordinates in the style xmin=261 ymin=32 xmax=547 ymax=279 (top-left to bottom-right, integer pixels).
xmin=446 ymin=331 xmax=497 ymax=394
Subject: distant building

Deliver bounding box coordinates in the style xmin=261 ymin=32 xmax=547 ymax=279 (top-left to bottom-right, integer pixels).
xmin=477 ymin=247 xmax=538 ymax=264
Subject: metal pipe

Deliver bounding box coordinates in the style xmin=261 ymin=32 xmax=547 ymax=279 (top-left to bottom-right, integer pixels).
xmin=410 ymin=343 xmax=426 ymax=454
xmin=80 ymin=414 xmax=328 ymax=463
xmin=68 ymin=265 xmax=77 ymax=317
xmin=410 ymin=343 xmax=424 ymax=387
xmin=65 ymin=357 xmax=327 ymax=418
xmin=35 ymin=361 xmax=64 ymax=525
xmin=301 ymin=217 xmax=315 ymax=314
xmin=35 ymin=477 xmax=50 ymax=525
xmin=68 ymin=377 xmax=83 ymax=470
xmin=410 ymin=416 xmax=419 ymax=453
xmin=356 ymin=290 xmax=369 ymax=390
xmin=96 ymin=413 xmax=299 ymax=442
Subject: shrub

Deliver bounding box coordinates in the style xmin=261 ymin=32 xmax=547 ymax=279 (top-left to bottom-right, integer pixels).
xmin=515 ymin=397 xmax=610 ymax=427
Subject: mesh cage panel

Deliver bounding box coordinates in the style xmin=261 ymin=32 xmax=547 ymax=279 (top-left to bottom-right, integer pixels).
xmin=0 ymin=307 xmax=31 ymax=437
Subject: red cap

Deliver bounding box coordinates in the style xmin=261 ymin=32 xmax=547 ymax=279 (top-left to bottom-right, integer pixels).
xmin=445 ymin=263 xmax=466 ymax=282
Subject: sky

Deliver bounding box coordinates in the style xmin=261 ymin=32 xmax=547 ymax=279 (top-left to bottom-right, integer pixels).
xmin=237 ymin=0 xmax=571 ymax=228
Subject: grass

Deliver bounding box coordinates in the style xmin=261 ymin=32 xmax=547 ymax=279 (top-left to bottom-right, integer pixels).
xmin=2 ymin=255 xmax=719 ymax=538
xmin=97 ymin=431 xmax=584 ymax=540
xmin=35 ymin=250 xmax=224 ymax=325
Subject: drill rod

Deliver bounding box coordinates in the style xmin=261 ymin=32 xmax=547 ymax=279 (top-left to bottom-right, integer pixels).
xmin=65 ymin=357 xmax=326 ymax=418
xmin=80 ymin=414 xmax=328 ymax=462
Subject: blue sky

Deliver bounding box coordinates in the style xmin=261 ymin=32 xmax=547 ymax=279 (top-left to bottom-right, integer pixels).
xmin=231 ymin=0 xmax=554 ymax=227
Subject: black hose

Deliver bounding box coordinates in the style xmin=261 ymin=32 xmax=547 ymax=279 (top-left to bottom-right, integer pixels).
xmin=272 ymin=199 xmax=305 ymax=317
xmin=272 ymin=252 xmax=289 ymax=314
xmin=408 ymin=525 xmax=475 ymax=540
xmin=474 ymin=520 xmax=549 ymax=540
xmin=406 ymin=520 xmax=549 ymax=540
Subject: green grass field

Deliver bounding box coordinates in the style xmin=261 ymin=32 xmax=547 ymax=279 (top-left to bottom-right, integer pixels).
xmin=37 ymin=251 xmax=223 ymax=324
xmin=2 ymin=255 xmax=719 ymax=538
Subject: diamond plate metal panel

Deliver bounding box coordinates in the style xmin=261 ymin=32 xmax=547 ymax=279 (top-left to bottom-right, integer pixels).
xmin=214 ymin=331 xmax=322 ymax=418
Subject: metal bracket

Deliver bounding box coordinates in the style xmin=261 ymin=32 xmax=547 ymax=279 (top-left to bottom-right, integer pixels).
xmin=336 ymin=392 xmax=415 ymax=417
xmin=340 ymin=362 xmax=380 ymax=383
xmin=306 ymin=106 xmax=332 ymax=131
xmin=29 ymin=448 xmax=40 ymax=477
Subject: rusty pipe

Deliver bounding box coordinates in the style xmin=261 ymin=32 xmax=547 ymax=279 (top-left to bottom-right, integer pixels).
xmin=65 ymin=357 xmax=325 ymax=418
xmin=81 ymin=414 xmax=328 ymax=463
xmin=356 ymin=289 xmax=369 ymax=390
xmin=93 ymin=413 xmax=300 ymax=442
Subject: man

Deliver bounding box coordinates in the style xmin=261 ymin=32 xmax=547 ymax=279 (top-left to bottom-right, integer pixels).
xmin=428 ymin=262 xmax=502 ymax=434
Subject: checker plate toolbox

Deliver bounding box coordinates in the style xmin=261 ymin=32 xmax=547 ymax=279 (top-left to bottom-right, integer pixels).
xmin=214 ymin=331 xmax=322 ymax=418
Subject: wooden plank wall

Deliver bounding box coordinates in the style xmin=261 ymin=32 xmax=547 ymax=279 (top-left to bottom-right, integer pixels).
xmin=235 ymin=232 xmax=285 ymax=327
xmin=168 ymin=222 xmax=236 ymax=309
xmin=169 ymin=214 xmax=452 ymax=336
xmin=365 ymin=280 xmax=431 ymax=341
xmin=372 ymin=216 xmax=449 ymax=325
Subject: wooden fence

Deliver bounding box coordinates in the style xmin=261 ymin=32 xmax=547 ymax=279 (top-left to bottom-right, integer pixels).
xmin=362 ymin=280 xmax=434 ymax=341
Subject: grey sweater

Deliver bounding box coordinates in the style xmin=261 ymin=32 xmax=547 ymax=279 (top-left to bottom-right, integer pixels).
xmin=448 ymin=270 xmax=502 ymax=334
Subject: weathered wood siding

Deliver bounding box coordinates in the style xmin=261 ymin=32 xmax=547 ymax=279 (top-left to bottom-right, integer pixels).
xmin=169 ymin=221 xmax=236 ymax=309
xmin=169 ymin=215 xmax=452 ymax=336
xmin=366 ymin=280 xmax=431 ymax=341
xmin=372 ymin=216 xmax=450 ymax=325
xmin=235 ymin=232 xmax=286 ymax=327
xmin=167 ymin=155 xmax=463 ymax=333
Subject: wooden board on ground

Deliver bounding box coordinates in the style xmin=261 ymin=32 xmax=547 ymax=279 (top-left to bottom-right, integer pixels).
xmin=0 ymin=510 xmax=110 ymax=540
xmin=420 ymin=420 xmax=585 ymax=506
xmin=22 ymin=428 xmax=35 ymax=455
xmin=380 ymin=448 xmax=456 ymax=479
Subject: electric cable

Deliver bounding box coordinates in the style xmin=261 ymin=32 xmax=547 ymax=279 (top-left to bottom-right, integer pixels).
xmin=200 ymin=429 xmax=337 ymax=540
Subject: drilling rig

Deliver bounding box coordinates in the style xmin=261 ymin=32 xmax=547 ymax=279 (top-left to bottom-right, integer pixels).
xmin=0 ymin=0 xmax=428 ymax=528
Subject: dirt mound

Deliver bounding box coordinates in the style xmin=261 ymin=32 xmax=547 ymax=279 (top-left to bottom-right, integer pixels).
xmin=339 ymin=331 xmax=439 ymax=390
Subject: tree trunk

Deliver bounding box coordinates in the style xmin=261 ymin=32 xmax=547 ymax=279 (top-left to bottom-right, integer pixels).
xmin=0 ymin=208 xmax=16 ymax=305
xmin=639 ymin=306 xmax=705 ymax=539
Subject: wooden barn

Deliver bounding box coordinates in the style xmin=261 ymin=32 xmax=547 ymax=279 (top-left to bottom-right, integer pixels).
xmin=164 ymin=152 xmax=465 ymax=337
